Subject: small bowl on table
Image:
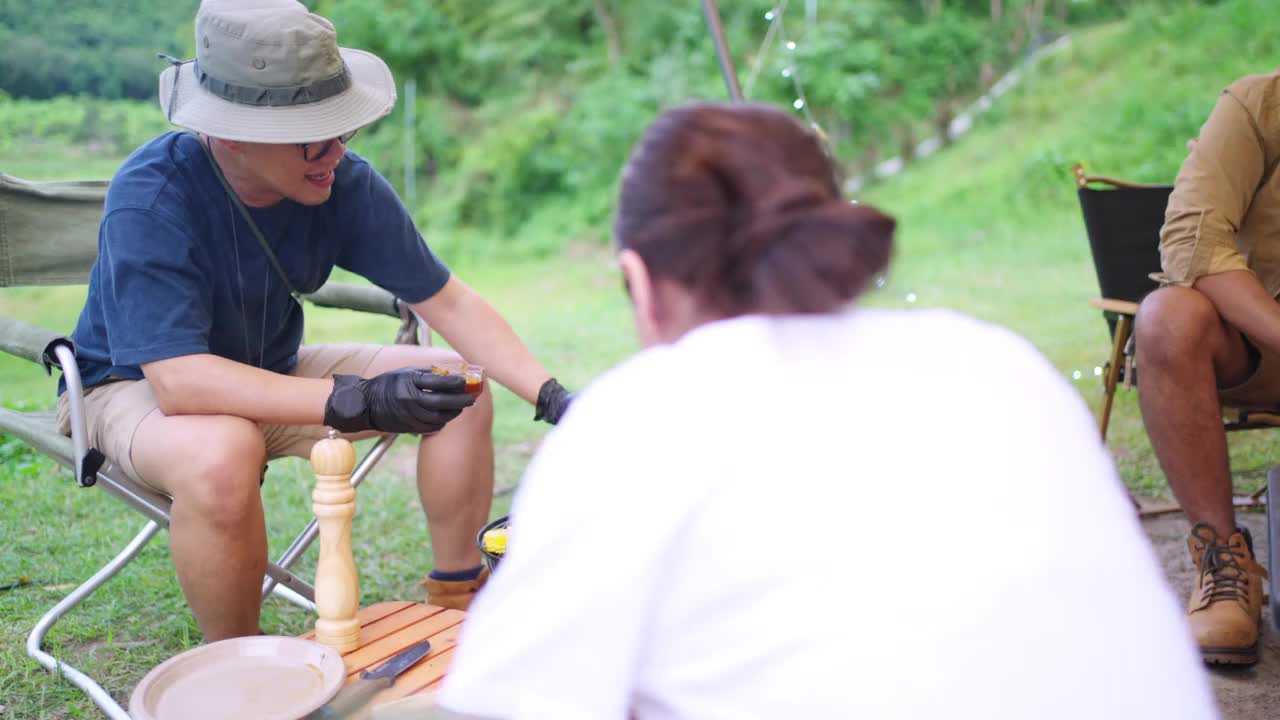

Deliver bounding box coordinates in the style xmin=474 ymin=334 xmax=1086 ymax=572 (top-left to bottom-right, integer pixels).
xmin=477 ymin=515 xmax=509 ymax=572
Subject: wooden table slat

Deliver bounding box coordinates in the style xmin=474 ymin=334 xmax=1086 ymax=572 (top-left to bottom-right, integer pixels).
xmin=302 ymin=601 xmax=465 ymax=713
xmin=373 ymin=626 xmax=464 ymax=702
xmin=342 ymin=607 xmax=465 ymax=677
xmin=300 ymin=601 xmax=415 ymax=641
xmin=352 ymin=604 xmax=449 ymax=653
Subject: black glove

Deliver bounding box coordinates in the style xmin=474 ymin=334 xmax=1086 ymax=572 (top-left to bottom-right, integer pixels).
xmin=533 ymin=377 xmax=574 ymax=425
xmin=324 ymin=369 xmax=477 ymax=435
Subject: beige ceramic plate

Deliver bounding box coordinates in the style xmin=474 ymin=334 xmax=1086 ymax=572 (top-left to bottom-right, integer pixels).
xmin=129 ymin=635 xmax=347 ymax=720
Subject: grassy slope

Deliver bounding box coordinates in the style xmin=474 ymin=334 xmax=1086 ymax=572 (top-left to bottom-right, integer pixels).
xmin=861 ymin=0 xmax=1280 ymax=495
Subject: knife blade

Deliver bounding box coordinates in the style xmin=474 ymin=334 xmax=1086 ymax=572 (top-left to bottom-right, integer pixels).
xmin=314 ymin=640 xmax=433 ymax=720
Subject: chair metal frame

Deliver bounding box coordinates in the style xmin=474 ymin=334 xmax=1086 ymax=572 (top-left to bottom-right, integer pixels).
xmin=5 ymin=282 xmax=426 ymax=719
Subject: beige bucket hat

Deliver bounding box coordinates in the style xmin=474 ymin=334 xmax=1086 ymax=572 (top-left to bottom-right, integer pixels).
xmin=158 ymin=0 xmax=396 ymax=144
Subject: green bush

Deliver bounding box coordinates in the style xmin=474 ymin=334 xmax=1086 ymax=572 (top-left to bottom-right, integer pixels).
xmin=0 ymin=95 xmax=169 ymax=156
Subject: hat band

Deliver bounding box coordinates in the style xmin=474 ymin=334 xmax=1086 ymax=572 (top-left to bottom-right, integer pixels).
xmin=194 ymin=60 xmax=352 ymax=107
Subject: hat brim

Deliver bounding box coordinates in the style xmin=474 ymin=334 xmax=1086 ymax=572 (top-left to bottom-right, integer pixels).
xmin=158 ymin=48 xmax=396 ymax=144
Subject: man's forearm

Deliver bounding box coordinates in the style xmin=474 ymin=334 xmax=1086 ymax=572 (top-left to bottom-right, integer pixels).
xmin=142 ymin=353 xmax=333 ymax=424
xmin=1194 ymin=270 xmax=1280 ymax=355
xmin=414 ymin=280 xmax=551 ymax=405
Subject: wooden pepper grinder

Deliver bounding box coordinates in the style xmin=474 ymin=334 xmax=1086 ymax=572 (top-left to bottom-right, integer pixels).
xmin=311 ymin=430 xmax=361 ymax=652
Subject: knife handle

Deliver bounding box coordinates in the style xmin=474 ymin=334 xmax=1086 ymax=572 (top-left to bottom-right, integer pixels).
xmin=315 ymin=677 xmax=393 ymax=720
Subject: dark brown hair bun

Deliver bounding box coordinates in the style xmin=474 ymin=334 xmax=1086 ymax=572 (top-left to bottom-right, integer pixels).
xmin=615 ymin=102 xmax=895 ymax=316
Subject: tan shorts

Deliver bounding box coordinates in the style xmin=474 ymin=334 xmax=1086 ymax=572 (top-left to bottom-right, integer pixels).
xmin=1218 ymin=333 xmax=1280 ymax=409
xmin=55 ymin=344 xmax=383 ymax=493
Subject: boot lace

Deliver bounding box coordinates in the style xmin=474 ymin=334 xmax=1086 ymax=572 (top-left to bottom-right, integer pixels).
xmin=1199 ymin=541 xmax=1251 ymax=605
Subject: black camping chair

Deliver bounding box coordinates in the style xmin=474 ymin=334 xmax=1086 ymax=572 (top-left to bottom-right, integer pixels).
xmin=1073 ymin=162 xmax=1169 ymax=440
xmin=1074 ymin=162 xmax=1280 ymax=439
xmin=1073 ymin=162 xmax=1280 ymax=629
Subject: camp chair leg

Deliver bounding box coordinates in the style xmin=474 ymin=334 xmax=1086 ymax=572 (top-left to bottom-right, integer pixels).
xmin=1098 ymin=313 xmax=1133 ymax=441
xmin=26 ymin=519 xmax=161 ymax=720
xmin=268 ymin=581 xmax=317 ymax=612
xmin=260 ymin=432 xmax=398 ymax=603
xmin=262 ymin=561 xmax=317 ymax=608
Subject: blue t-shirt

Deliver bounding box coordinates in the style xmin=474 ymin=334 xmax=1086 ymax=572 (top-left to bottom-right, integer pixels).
xmin=64 ymin=132 xmax=450 ymax=392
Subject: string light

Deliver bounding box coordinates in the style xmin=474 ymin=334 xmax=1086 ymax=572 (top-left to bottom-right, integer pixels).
xmin=744 ymin=3 xmax=787 ymax=99
xmin=745 ymin=2 xmax=823 ymax=139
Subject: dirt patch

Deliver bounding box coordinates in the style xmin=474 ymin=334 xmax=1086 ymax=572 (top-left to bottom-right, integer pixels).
xmin=1142 ymin=512 xmax=1280 ymax=718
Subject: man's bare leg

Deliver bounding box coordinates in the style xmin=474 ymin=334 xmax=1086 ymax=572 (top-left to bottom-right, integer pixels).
xmin=1135 ymin=287 xmax=1253 ymax=537
xmin=363 ymin=346 xmax=495 ymax=573
xmin=131 ymin=413 xmax=269 ymax=641
xmin=416 ymin=389 xmax=494 ymax=572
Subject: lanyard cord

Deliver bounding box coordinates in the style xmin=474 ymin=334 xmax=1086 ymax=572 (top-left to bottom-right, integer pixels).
xmin=196 ymin=135 xmax=304 ymax=303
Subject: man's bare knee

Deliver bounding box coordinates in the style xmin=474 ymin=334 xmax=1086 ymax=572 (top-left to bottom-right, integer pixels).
xmin=1136 ymin=287 xmax=1223 ymax=365
xmin=170 ymin=419 xmax=267 ymax=530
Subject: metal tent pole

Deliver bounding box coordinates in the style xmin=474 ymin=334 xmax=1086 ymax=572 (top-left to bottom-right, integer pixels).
xmin=701 ymin=0 xmax=743 ymax=101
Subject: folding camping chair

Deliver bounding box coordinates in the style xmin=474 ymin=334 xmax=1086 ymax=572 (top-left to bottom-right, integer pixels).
xmin=1072 ymin=161 xmax=1280 ymax=629
xmin=1073 ymin=162 xmax=1280 ymax=446
xmin=0 ymin=172 xmax=426 ymax=719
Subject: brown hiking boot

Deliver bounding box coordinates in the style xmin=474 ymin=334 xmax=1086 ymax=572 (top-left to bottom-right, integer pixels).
xmin=422 ymin=566 xmax=490 ymax=611
xmin=1185 ymin=522 xmax=1268 ymax=665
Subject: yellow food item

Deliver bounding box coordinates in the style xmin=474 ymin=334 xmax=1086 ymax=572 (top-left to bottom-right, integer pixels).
xmin=482 ymin=527 xmax=508 ymax=555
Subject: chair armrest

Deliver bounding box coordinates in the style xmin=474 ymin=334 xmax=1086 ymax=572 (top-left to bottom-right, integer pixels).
xmin=0 ymin=315 xmax=67 ymax=368
xmin=1073 ymin=162 xmax=1168 ymax=191
xmin=0 ymin=316 xmax=98 ymax=484
xmin=1089 ymin=298 xmax=1140 ymax=316
xmin=48 ymin=343 xmax=99 ymax=487
xmin=303 ymin=282 xmax=400 ymax=318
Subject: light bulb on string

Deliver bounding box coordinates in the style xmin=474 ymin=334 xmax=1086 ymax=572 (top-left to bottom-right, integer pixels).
xmin=1072 ymin=370 xmax=1083 ymax=380
xmin=745 ymin=3 xmax=825 ymax=151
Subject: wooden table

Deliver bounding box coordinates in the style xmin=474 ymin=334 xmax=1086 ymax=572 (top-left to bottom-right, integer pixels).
xmin=302 ymin=601 xmax=466 ymax=709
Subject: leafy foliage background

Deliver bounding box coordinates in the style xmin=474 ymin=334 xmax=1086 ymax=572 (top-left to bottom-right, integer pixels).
xmin=0 ymin=0 xmax=1190 ymax=258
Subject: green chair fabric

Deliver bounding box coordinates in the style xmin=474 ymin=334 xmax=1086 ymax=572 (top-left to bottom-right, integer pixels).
xmin=0 ymin=173 xmax=107 ymax=287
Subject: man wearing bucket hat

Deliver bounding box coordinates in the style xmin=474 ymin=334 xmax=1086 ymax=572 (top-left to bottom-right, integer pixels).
xmin=55 ymin=0 xmax=574 ymax=641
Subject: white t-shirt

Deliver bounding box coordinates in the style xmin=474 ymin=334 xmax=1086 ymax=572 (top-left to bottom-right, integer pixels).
xmin=439 ymin=309 xmax=1216 ymax=720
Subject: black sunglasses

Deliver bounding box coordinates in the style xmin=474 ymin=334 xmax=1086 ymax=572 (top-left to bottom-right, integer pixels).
xmin=299 ymin=129 xmax=358 ymax=162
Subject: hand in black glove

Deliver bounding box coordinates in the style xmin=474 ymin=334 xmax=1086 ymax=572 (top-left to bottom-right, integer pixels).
xmin=324 ymin=368 xmax=477 ymax=435
xmin=533 ymin=377 xmax=575 ymax=425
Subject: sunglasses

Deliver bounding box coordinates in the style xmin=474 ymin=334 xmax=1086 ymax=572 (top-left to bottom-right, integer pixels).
xmin=299 ymin=130 xmax=358 ymax=162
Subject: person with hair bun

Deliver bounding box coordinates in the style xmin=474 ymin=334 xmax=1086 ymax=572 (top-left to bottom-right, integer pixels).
xmin=428 ymin=104 xmax=1215 ymax=720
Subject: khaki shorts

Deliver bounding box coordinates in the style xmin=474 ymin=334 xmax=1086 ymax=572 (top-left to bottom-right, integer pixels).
xmin=1218 ymin=333 xmax=1280 ymax=409
xmin=55 ymin=344 xmax=383 ymax=494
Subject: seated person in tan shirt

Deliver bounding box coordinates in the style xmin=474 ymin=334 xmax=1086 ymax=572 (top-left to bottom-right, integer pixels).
xmin=1137 ymin=69 xmax=1280 ymax=667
